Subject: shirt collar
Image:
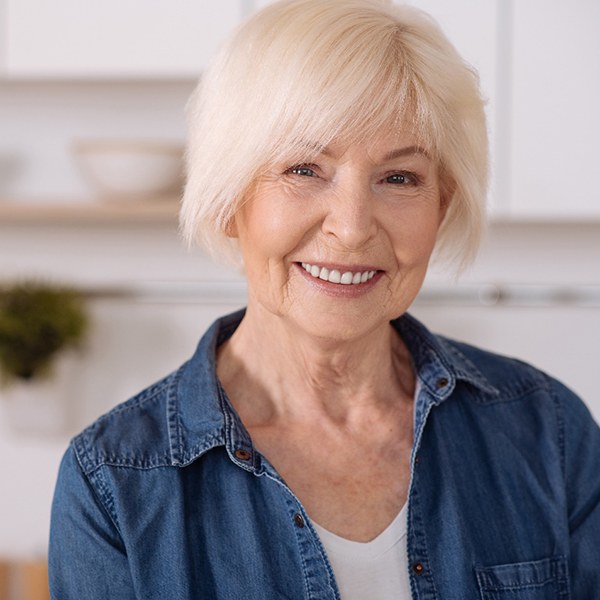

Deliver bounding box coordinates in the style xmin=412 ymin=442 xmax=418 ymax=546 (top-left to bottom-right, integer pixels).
xmin=393 ymin=313 xmax=499 ymax=404
xmin=168 ymin=309 xmax=499 ymax=467
xmin=167 ymin=309 xmax=246 ymax=467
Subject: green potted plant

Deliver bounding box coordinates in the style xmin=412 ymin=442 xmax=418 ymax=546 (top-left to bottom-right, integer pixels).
xmin=0 ymin=282 xmax=89 ymax=387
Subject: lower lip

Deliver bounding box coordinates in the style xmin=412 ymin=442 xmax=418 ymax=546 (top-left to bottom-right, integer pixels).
xmin=295 ymin=263 xmax=383 ymax=297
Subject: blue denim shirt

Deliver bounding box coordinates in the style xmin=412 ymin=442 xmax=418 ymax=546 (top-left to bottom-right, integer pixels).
xmin=49 ymin=310 xmax=600 ymax=599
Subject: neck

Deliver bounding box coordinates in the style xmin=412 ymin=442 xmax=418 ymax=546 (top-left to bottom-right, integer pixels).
xmin=217 ymin=305 xmax=415 ymax=426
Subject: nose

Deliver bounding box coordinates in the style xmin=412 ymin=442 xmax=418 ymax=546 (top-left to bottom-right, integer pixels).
xmin=321 ymin=182 xmax=378 ymax=249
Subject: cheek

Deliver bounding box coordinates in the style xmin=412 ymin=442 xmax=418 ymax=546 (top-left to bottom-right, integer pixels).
xmin=237 ymin=197 xmax=314 ymax=269
xmin=260 ymin=210 xmax=303 ymax=244
xmin=252 ymin=189 xmax=320 ymax=242
xmin=388 ymin=206 xmax=442 ymax=261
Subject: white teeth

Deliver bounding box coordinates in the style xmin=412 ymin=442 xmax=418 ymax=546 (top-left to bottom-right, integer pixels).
xmin=301 ymin=263 xmax=376 ymax=286
xmin=319 ymin=268 xmax=330 ymax=281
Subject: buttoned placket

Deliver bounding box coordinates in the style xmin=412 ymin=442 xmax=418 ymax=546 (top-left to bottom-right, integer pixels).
xmin=222 ymin=385 xmax=341 ymax=599
xmin=405 ymin=370 xmax=454 ymax=599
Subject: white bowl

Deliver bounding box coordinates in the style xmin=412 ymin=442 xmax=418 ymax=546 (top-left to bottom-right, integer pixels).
xmin=73 ymin=140 xmax=184 ymax=200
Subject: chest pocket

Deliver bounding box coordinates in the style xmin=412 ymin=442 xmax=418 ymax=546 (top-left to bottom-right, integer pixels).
xmin=475 ymin=556 xmax=570 ymax=599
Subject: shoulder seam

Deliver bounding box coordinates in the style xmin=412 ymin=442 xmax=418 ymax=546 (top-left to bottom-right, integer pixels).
xmin=167 ymin=364 xmax=187 ymax=466
xmin=73 ymin=372 xmax=177 ymax=475
xmin=546 ymin=375 xmax=567 ymax=482
xmin=70 ymin=444 xmax=124 ymax=537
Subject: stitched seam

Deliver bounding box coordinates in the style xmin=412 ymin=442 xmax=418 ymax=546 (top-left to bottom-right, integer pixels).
xmin=475 ymin=557 xmax=568 ymax=593
xmin=443 ymin=342 xmax=497 ymax=392
xmin=262 ymin=471 xmax=316 ymax=600
xmin=547 ymin=376 xmax=567 ymax=483
xmin=408 ymin=478 xmax=440 ymax=599
xmin=86 ymin=466 xmax=123 ymax=536
xmin=307 ymin=523 xmax=342 ymax=600
xmin=480 ymin=579 xmax=557 ymax=591
xmin=82 ymin=432 xmax=225 ymax=472
xmin=82 ymin=459 xmax=174 ymax=473
xmin=400 ymin=317 xmax=456 ymax=376
xmin=477 ymin=386 xmax=551 ymax=407
xmin=166 ymin=364 xmax=186 ymax=465
xmin=473 ymin=382 xmax=550 ymax=405
xmin=71 ymin=445 xmax=122 ymax=537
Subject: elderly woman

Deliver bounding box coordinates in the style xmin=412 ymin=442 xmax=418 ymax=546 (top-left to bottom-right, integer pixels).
xmin=49 ymin=0 xmax=600 ymax=598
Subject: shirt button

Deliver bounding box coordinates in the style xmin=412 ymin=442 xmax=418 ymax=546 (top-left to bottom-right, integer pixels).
xmin=234 ymin=449 xmax=252 ymax=461
xmin=412 ymin=562 xmax=425 ymax=575
xmin=293 ymin=513 xmax=305 ymax=528
xmin=436 ymin=377 xmax=449 ymax=389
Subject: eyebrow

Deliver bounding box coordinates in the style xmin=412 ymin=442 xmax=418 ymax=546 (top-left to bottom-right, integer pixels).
xmin=381 ymin=146 xmax=431 ymax=161
xmin=315 ymin=144 xmax=431 ymax=161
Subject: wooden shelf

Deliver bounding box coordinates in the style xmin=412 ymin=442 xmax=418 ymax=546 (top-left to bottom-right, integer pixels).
xmin=0 ymin=198 xmax=180 ymax=224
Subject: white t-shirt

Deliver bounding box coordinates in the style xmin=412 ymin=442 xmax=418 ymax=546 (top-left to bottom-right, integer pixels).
xmin=313 ymin=503 xmax=412 ymax=599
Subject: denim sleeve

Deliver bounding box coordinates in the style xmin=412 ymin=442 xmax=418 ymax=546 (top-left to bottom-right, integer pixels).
xmin=555 ymin=379 xmax=600 ymax=594
xmin=48 ymin=445 xmax=136 ymax=600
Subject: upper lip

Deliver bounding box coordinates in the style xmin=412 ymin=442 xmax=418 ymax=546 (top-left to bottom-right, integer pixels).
xmin=297 ymin=261 xmax=380 ymax=272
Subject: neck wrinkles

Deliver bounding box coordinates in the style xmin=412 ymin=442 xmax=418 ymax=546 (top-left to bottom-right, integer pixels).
xmin=216 ymin=308 xmax=415 ymax=425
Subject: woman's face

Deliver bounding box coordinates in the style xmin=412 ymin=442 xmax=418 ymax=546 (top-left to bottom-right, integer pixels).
xmin=231 ymin=131 xmax=447 ymax=342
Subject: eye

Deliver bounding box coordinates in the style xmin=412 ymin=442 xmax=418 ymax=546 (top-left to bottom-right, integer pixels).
xmin=286 ymin=164 xmax=318 ymax=177
xmin=385 ymin=172 xmax=417 ymax=185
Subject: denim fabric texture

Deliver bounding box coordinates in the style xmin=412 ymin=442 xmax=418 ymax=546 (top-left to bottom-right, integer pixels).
xmin=49 ymin=310 xmax=600 ymax=599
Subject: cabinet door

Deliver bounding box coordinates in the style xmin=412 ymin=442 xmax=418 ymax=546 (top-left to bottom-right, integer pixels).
xmin=4 ymin=0 xmax=243 ymax=78
xmin=510 ymin=0 xmax=600 ymax=219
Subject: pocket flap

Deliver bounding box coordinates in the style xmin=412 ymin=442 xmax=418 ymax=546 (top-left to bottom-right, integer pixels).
xmin=475 ymin=555 xmax=569 ymax=595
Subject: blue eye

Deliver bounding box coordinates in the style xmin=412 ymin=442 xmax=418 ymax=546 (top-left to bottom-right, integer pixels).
xmin=287 ymin=165 xmax=317 ymax=177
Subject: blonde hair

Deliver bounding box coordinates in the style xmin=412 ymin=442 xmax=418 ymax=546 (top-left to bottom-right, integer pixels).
xmin=181 ymin=0 xmax=488 ymax=270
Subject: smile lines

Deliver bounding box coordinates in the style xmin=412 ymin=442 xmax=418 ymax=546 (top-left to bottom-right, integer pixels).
xmin=301 ymin=263 xmax=377 ymax=285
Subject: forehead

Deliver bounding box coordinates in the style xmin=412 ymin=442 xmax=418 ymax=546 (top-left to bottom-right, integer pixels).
xmin=328 ymin=130 xmax=431 ymax=159
xmin=283 ymin=127 xmax=435 ymax=165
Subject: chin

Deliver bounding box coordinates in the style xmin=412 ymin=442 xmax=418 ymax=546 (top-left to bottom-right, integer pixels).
xmin=284 ymin=304 xmax=397 ymax=344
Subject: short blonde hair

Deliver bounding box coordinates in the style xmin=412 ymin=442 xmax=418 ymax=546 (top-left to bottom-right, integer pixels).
xmin=181 ymin=0 xmax=488 ymax=270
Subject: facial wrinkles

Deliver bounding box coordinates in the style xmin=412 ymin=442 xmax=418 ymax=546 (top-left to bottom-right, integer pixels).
xmin=301 ymin=164 xmax=437 ymax=265
xmin=291 ymin=179 xmax=392 ymax=288
xmin=237 ymin=133 xmax=443 ymax=334
xmin=297 ymin=229 xmax=384 ymax=276
xmin=269 ymin=255 xmax=298 ymax=314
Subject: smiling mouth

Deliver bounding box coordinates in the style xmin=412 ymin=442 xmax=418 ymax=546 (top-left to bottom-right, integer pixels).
xmin=300 ymin=262 xmax=377 ymax=285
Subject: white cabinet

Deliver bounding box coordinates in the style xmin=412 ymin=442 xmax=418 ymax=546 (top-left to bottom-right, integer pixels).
xmin=3 ymin=0 xmax=597 ymax=220
xmin=509 ymin=0 xmax=600 ymax=219
xmin=2 ymin=0 xmax=243 ymax=78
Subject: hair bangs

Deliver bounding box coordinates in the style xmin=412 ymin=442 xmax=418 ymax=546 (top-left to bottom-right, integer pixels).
xmin=260 ymin=30 xmax=441 ymax=173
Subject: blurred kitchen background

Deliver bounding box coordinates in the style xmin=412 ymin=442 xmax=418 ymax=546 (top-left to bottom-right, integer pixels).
xmin=0 ymin=0 xmax=599 ymax=597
